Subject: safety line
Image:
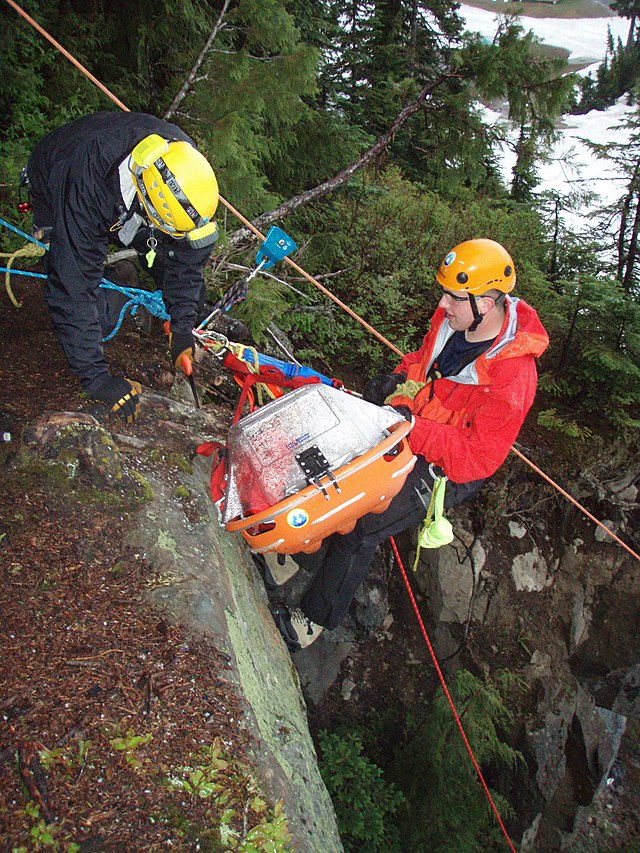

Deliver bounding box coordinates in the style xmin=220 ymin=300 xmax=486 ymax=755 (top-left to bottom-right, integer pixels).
xmin=213 ymin=197 xmax=404 ymax=356
xmin=511 ymin=446 xmax=639 ymax=561
xmin=7 ymin=3 xmax=631 ymax=844
xmin=4 ymin=1 xmax=637 ymax=560
xmin=3 ymin=0 xmax=130 ymax=112
xmin=389 ymin=536 xmax=517 ymax=853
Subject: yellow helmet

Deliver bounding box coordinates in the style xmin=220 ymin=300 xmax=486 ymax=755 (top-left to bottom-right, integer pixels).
xmin=436 ymin=239 xmax=516 ymax=296
xmin=130 ymin=134 xmax=219 ymax=246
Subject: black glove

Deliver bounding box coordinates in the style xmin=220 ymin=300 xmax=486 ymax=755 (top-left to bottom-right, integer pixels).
xmin=392 ymin=404 xmax=413 ymax=423
xmin=169 ymin=331 xmax=195 ymax=371
xmin=362 ymin=372 xmax=406 ymax=405
xmin=91 ymin=377 xmax=143 ymax=424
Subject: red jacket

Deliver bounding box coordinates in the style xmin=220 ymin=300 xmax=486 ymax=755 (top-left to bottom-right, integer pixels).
xmin=389 ymin=297 xmax=549 ymax=483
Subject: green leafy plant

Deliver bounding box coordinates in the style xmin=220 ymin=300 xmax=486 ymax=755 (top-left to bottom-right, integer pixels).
xmin=317 ymin=727 xmax=405 ymax=852
xmin=109 ymin=729 xmax=153 ymax=771
xmin=395 ymin=669 xmax=524 ymax=852
xmin=18 ymin=802 xmax=81 ymax=852
xmin=167 ymin=740 xmax=292 ymax=851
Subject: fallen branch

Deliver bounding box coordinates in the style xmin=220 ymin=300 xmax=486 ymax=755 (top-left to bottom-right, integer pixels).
xmin=228 ymin=73 xmax=456 ymax=244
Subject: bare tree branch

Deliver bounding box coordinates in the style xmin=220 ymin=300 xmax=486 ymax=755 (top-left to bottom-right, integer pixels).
xmin=163 ymin=0 xmax=232 ymax=122
xmin=228 ymin=73 xmax=455 ymax=244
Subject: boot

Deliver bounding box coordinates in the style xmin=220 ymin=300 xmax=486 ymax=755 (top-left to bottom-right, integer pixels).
xmin=273 ymin=604 xmax=323 ymax=651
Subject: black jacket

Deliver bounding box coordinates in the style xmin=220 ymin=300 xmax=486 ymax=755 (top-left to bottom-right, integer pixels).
xmin=27 ymin=112 xmax=214 ymax=391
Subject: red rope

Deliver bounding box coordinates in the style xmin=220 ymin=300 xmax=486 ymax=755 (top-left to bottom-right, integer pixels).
xmin=389 ymin=536 xmax=517 ymax=853
xmin=4 ymin=0 xmax=636 ymax=561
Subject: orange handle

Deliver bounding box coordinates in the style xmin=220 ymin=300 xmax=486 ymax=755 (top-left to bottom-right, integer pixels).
xmin=180 ymin=353 xmax=193 ymax=377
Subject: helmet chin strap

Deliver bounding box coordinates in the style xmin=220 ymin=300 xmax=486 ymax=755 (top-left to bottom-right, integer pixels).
xmin=467 ymin=294 xmax=483 ymax=333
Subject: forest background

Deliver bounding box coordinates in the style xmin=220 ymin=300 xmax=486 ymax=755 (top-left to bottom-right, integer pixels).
xmin=1 ymin=1 xmax=640 ymax=850
xmin=1 ymin=0 xmax=639 ymax=456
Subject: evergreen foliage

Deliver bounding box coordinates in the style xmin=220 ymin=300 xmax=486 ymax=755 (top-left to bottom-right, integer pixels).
xmin=317 ymin=671 xmax=522 ymax=852
xmin=392 ymin=670 xmax=523 ymax=852
xmin=317 ymin=726 xmax=405 ymax=852
xmin=576 ymin=33 xmax=640 ymax=112
xmin=462 ymin=16 xmax=575 ymax=199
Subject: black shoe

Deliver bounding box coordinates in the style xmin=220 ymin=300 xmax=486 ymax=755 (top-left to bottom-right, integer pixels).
xmin=273 ymin=603 xmax=323 ymax=652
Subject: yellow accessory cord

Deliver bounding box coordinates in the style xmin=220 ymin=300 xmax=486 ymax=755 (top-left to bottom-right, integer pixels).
xmin=412 ymin=475 xmax=454 ymax=572
xmin=1 ymin=241 xmax=47 ymax=308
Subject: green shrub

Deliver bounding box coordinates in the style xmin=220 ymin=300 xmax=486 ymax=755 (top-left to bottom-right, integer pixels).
xmin=317 ymin=728 xmax=405 ymax=852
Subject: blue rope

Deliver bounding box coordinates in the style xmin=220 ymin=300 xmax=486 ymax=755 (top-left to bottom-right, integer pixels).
xmin=0 ymin=267 xmax=46 ymax=279
xmin=102 ymin=287 xmax=169 ymax=341
xmin=0 ymin=217 xmax=49 ymax=250
xmin=0 ymin=215 xmax=170 ymax=339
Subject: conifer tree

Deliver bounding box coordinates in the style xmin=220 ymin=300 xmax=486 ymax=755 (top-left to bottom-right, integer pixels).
xmin=462 ymin=15 xmax=575 ymax=201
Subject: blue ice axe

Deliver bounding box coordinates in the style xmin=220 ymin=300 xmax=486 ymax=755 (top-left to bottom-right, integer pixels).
xmin=196 ymin=226 xmax=297 ymax=332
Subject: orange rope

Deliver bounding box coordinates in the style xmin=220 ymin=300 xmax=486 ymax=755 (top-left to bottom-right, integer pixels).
xmin=3 ymin=0 xmax=130 ymax=113
xmin=4 ymin=0 xmax=637 ymax=561
xmin=389 ymin=536 xmax=517 ymax=852
xmin=218 ymin=197 xmax=404 ymax=356
xmin=511 ymin=446 xmax=640 ymax=561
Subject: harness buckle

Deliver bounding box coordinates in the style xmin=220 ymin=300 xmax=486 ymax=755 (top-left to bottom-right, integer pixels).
xmin=296 ymin=446 xmax=341 ymax=500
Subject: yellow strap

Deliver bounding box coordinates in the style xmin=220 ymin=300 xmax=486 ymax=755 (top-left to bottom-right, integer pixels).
xmin=228 ymin=342 xmax=279 ymax=405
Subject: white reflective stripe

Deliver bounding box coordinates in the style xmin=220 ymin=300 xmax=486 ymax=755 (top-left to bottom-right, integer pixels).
xmin=392 ymin=458 xmax=417 ymax=479
xmin=118 ymin=157 xmax=137 ymax=209
xmin=254 ymin=539 xmax=286 ymax=553
xmin=311 ymin=493 xmax=367 ymax=525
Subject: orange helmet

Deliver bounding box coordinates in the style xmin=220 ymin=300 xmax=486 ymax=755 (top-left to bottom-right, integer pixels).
xmin=436 ymin=239 xmax=516 ymax=295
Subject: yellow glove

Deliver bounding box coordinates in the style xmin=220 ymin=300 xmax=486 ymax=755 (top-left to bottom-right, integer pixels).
xmin=384 ymin=379 xmax=426 ymax=404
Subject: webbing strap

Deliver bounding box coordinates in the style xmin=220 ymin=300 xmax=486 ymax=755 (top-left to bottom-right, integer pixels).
xmin=196 ymin=441 xmax=227 ymax=508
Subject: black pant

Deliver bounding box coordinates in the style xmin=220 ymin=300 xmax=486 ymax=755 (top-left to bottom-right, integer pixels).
xmin=300 ymin=457 xmax=486 ymax=630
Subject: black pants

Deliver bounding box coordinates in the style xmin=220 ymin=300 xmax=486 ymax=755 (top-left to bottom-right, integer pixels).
xmin=300 ymin=456 xmax=486 ymax=630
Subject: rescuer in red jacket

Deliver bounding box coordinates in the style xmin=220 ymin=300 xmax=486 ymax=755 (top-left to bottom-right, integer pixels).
xmin=274 ymin=238 xmax=549 ymax=651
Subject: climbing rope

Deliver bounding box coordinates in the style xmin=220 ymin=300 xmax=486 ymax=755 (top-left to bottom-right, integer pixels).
xmin=511 ymin=446 xmax=639 ymax=562
xmin=5 ymin=4 xmax=639 ymax=845
xmin=0 ymin=216 xmax=170 ymax=339
xmin=4 ymin=0 xmax=636 ymax=562
xmin=390 ymin=535 xmax=517 ymax=853
xmin=0 ymin=240 xmax=46 ymax=307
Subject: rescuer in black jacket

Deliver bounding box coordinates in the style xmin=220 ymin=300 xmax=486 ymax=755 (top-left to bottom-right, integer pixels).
xmin=25 ymin=111 xmax=220 ymax=422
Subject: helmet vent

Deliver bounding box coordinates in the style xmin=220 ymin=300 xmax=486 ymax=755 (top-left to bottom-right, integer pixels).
xmin=456 ymin=272 xmax=468 ymax=284
xmin=504 ymin=265 xmax=512 ymax=276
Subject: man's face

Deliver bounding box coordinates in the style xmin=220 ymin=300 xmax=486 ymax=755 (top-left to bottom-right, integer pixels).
xmin=438 ymin=288 xmax=477 ymax=332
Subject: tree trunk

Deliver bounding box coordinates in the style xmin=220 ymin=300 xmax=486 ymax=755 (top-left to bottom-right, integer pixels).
xmin=621 ymin=189 xmax=640 ymax=292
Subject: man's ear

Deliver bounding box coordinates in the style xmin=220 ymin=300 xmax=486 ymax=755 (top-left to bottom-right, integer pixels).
xmin=478 ymin=295 xmax=494 ymax=315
